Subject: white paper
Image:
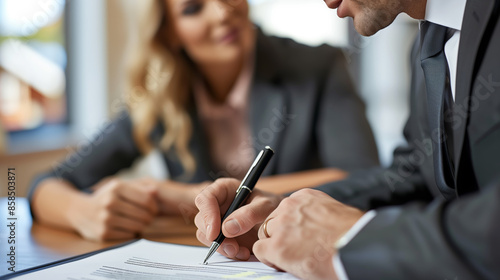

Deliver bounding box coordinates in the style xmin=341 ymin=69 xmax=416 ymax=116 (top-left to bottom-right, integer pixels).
xmin=12 ymin=239 xmax=299 ymax=279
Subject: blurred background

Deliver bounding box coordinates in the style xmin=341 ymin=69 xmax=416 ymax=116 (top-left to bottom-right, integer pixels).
xmin=0 ymin=0 xmax=418 ymax=197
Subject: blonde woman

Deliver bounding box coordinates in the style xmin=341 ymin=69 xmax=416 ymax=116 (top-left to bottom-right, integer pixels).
xmin=29 ymin=0 xmax=379 ymax=241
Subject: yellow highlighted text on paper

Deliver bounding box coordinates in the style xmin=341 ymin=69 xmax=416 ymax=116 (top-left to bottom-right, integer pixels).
xmin=223 ymin=271 xmax=256 ymax=278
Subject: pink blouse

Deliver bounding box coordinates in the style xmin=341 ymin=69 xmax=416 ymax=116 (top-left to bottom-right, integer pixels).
xmin=193 ymin=59 xmax=255 ymax=180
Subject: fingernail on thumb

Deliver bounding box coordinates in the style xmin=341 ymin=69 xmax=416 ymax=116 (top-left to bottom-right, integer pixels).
xmin=224 ymin=220 xmax=240 ymax=235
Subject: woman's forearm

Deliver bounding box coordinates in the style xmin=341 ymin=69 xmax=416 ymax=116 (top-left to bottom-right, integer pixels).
xmin=156 ymin=180 xmax=209 ymax=217
xmin=256 ymin=168 xmax=347 ymax=194
xmin=32 ymin=177 xmax=161 ymax=241
xmin=30 ymin=179 xmax=90 ymax=231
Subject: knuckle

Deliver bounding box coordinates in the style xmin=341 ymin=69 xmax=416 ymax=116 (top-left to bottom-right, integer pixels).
xmin=273 ymin=236 xmax=288 ymax=255
xmin=199 ymin=181 xmax=211 ymax=190
xmin=100 ymin=212 xmax=113 ymax=226
xmin=108 ymin=177 xmax=121 ymax=184
xmin=271 ymin=237 xmax=282 ymax=249
xmin=244 ymin=207 xmax=261 ymax=225
xmin=252 ymin=241 xmax=264 ymax=255
xmin=279 ymin=197 xmax=294 ymax=209
xmin=215 ymin=178 xmax=239 ymax=190
xmin=204 ymin=183 xmax=218 ymax=196
xmin=302 ymin=188 xmax=317 ymax=195
xmin=302 ymin=257 xmax=318 ymax=274
xmin=215 ymin=177 xmax=232 ymax=185
xmin=194 ymin=213 xmax=203 ymax=228
xmin=194 ymin=193 xmax=206 ymax=209
xmin=261 ymin=197 xmax=278 ymax=213
xmin=143 ymin=211 xmax=154 ymax=221
xmin=265 ymin=239 xmax=282 ymax=257
xmin=291 ymin=188 xmax=314 ymax=197
xmin=97 ymin=227 xmax=110 ymax=241
xmin=109 ymin=182 xmax=122 ymax=194
xmin=102 ymin=197 xmax=116 ymax=210
xmin=108 ymin=178 xmax=121 ymax=188
xmin=146 ymin=183 xmax=159 ymax=193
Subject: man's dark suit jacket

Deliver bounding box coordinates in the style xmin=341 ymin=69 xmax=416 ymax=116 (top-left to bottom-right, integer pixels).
xmin=28 ymin=30 xmax=379 ymax=206
xmin=316 ymin=0 xmax=500 ymax=278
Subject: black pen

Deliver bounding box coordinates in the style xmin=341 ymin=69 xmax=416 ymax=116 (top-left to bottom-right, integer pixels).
xmin=202 ymin=146 xmax=274 ymax=265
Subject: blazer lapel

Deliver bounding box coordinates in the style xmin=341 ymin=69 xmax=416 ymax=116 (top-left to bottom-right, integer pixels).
xmin=249 ymin=29 xmax=288 ymax=176
xmin=454 ymin=0 xmax=496 ymax=176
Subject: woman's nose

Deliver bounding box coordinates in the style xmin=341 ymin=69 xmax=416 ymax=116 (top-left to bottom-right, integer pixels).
xmin=208 ymin=0 xmax=234 ymax=23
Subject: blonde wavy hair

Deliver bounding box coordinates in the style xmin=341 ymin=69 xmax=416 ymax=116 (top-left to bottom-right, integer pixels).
xmin=126 ymin=0 xmax=195 ymax=176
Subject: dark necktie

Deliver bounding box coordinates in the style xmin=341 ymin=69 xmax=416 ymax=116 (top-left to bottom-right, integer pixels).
xmin=420 ymin=21 xmax=456 ymax=190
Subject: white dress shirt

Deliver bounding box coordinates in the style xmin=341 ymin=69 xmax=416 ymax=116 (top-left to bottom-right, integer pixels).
xmin=332 ymin=1 xmax=467 ymax=279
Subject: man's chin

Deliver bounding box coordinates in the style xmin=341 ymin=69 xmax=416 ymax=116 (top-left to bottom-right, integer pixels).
xmin=353 ymin=22 xmax=379 ymax=37
xmin=352 ymin=17 xmax=391 ymax=37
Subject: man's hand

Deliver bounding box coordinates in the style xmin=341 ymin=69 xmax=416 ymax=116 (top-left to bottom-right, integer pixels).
xmin=254 ymin=189 xmax=365 ymax=280
xmin=69 ymin=178 xmax=159 ymax=241
xmin=194 ymin=178 xmax=283 ymax=260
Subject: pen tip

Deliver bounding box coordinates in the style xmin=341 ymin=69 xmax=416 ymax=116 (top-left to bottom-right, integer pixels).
xmin=203 ymin=242 xmax=219 ymax=266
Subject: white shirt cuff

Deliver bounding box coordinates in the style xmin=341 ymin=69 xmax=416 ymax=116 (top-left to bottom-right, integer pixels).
xmin=332 ymin=210 xmax=377 ymax=280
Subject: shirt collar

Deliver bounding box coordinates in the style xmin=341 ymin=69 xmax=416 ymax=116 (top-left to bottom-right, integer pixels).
xmin=424 ymin=0 xmax=467 ymax=31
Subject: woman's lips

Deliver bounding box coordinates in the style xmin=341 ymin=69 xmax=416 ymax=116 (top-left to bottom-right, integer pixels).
xmin=219 ymin=28 xmax=240 ymax=44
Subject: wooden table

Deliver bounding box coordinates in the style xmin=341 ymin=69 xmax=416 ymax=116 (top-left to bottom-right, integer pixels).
xmin=0 ymin=197 xmax=202 ymax=277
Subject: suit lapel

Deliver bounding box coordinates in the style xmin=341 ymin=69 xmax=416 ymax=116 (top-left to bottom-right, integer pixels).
xmin=453 ymin=0 xmax=496 ymax=176
xmin=249 ymin=29 xmax=287 ymax=176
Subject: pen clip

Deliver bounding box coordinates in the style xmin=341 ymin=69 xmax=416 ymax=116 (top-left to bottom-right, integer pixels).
xmin=236 ymin=150 xmax=264 ymax=194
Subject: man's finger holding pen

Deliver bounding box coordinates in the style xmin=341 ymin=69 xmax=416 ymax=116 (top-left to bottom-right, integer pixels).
xmin=221 ymin=191 xmax=283 ymax=238
xmin=194 ymin=180 xmax=283 ymax=240
xmin=194 ymin=179 xmax=283 ymax=261
xmin=194 ymin=178 xmax=241 ymax=240
xmin=196 ymin=228 xmax=251 ymax=260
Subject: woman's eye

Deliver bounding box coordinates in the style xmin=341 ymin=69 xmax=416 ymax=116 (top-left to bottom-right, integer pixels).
xmin=182 ymin=3 xmax=202 ymax=15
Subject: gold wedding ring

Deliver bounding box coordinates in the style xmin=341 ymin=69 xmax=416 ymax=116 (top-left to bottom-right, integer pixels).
xmin=262 ymin=217 xmax=273 ymax=238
